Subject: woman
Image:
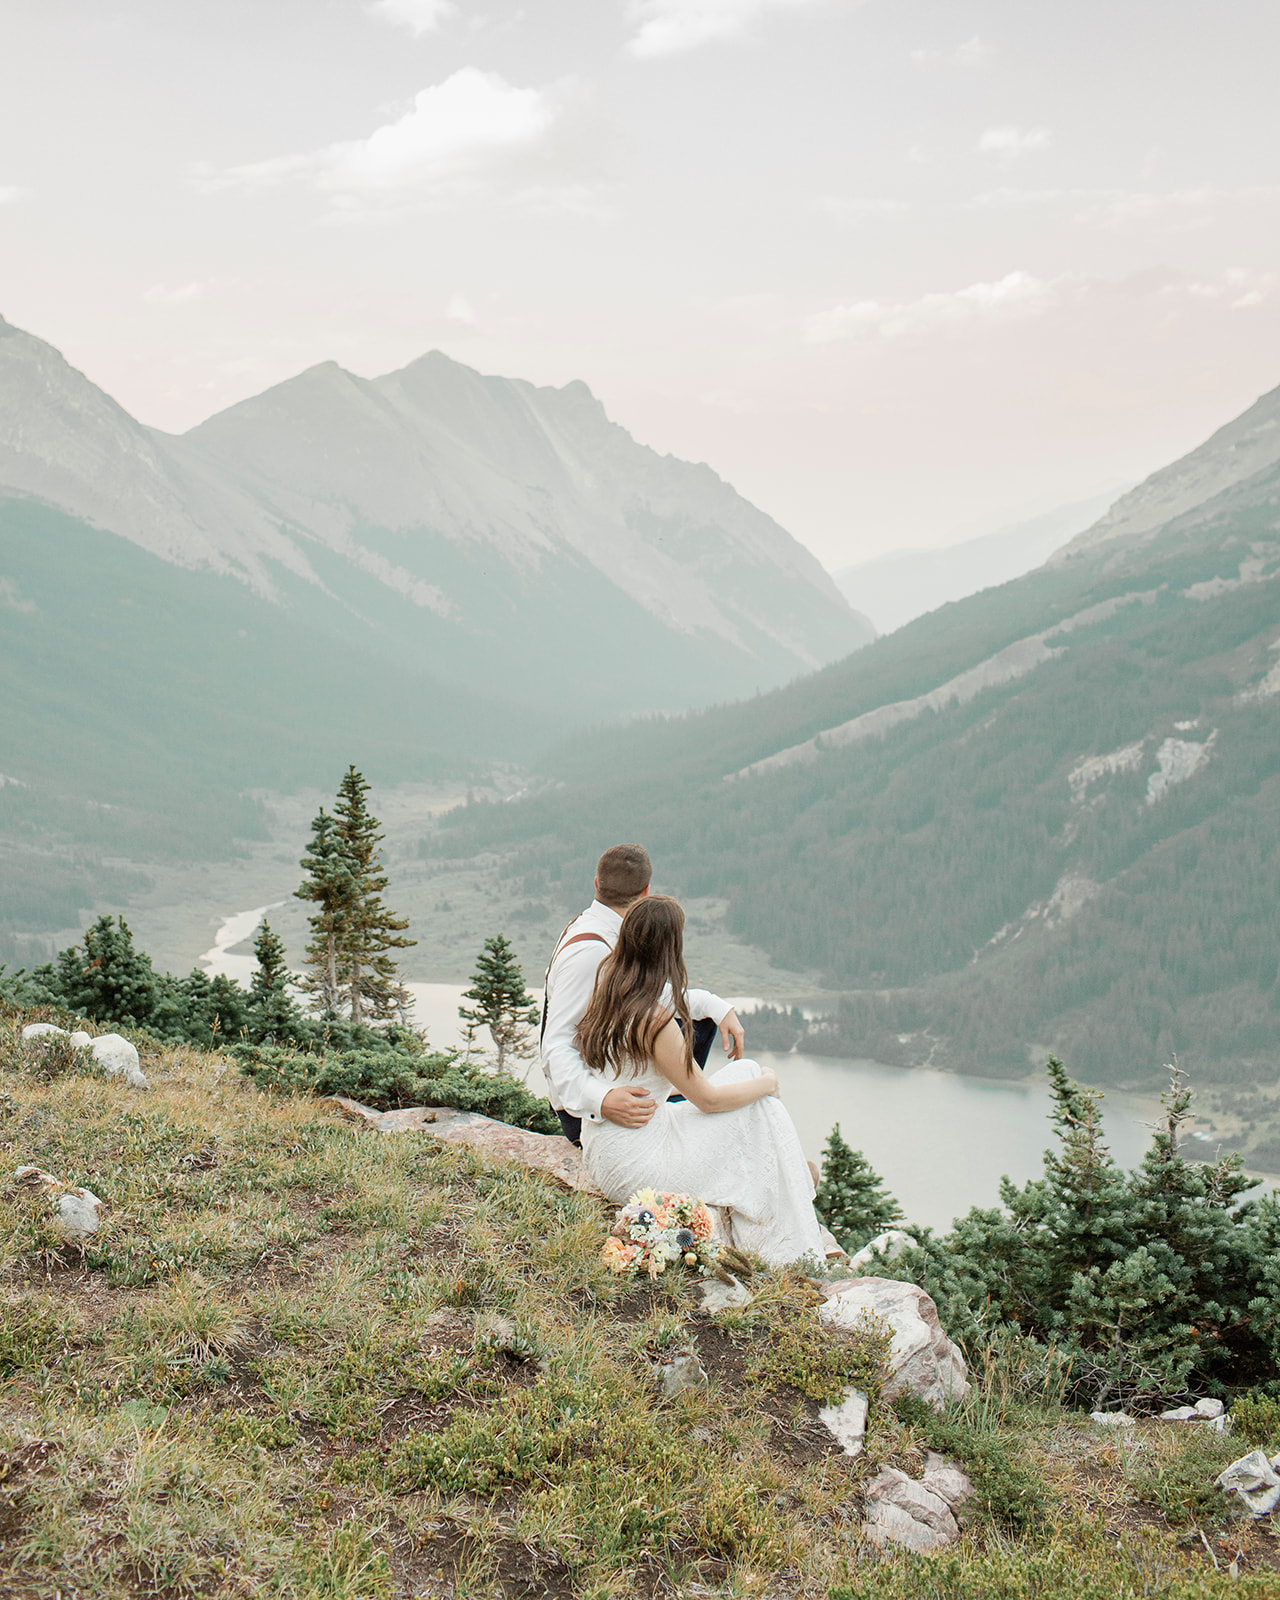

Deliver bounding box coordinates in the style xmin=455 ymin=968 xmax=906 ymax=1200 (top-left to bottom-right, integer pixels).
xmin=576 ymin=894 xmax=826 ymax=1269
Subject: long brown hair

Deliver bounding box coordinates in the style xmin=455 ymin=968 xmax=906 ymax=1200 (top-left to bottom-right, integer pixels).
xmin=576 ymin=895 xmax=694 ymax=1079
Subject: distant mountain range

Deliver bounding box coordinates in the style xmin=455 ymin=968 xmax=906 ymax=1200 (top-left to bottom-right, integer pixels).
xmin=0 ymin=312 xmax=869 ymax=930
xmin=833 ymin=491 xmax=1122 ymax=635
xmin=439 ymin=379 xmax=1280 ymax=1163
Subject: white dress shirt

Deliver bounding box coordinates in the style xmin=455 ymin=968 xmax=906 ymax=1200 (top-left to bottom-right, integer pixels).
xmin=540 ymin=899 xmax=732 ymax=1122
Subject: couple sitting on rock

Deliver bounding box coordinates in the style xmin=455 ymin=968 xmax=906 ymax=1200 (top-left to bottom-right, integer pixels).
xmin=540 ymin=843 xmax=826 ymax=1268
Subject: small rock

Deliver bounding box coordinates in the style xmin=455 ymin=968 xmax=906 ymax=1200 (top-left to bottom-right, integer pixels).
xmin=52 ymin=1188 xmax=103 ymax=1241
xmin=820 ymin=1277 xmax=969 ymax=1410
xmin=10 ymin=1165 xmax=61 ymax=1195
xmin=1195 ymin=1397 xmax=1225 ymax=1419
xmin=699 ymin=1276 xmax=752 ymax=1314
xmin=68 ymin=1031 xmax=92 ymax=1049
xmin=846 ymin=1229 xmax=918 ymax=1273
xmin=1160 ymin=1405 xmax=1199 ymax=1421
xmin=819 ymin=1387 xmax=868 ymax=1456
xmin=1090 ymin=1411 xmax=1136 ymax=1427
xmin=21 ymin=1023 xmax=68 ymax=1040
xmin=658 ymin=1351 xmax=708 ymax=1399
xmin=1217 ymin=1450 xmax=1280 ymax=1517
xmin=91 ymin=1034 xmax=149 ymax=1089
xmin=862 ymin=1465 xmax=959 ymax=1553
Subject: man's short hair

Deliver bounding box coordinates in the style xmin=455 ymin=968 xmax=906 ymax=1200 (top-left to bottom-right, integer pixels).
xmin=596 ymin=844 xmax=652 ymax=908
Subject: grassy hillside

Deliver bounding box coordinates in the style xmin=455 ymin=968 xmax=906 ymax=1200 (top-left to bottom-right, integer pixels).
xmin=2 ymin=1014 xmax=1279 ymax=1597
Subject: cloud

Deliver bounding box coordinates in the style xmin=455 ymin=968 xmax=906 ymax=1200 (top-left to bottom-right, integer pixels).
xmin=816 ymin=195 xmax=911 ymax=221
xmin=196 ymin=68 xmax=605 ymax=212
xmin=0 ymin=186 xmax=28 ymax=204
xmin=911 ymin=35 xmax=992 ymax=69
xmin=626 ymin=0 xmax=829 ymax=60
xmin=977 ymin=125 xmax=1051 ymax=159
xmin=446 ymin=292 xmax=477 ymax=324
xmin=367 ymin=0 xmax=456 ymax=34
xmin=806 ymin=270 xmax=1059 ymax=343
xmin=144 ymin=280 xmax=208 ymax=304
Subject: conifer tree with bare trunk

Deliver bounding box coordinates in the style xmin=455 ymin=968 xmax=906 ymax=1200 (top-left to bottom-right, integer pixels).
xmin=295 ymin=771 xmax=416 ymax=1024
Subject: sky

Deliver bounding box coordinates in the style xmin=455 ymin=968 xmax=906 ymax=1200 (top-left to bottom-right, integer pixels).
xmin=2 ymin=0 xmax=1278 ymax=568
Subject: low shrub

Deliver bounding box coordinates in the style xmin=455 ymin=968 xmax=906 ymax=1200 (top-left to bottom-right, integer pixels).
xmin=230 ymin=1041 xmax=559 ymax=1133
xmin=892 ymin=1391 xmax=1047 ymax=1535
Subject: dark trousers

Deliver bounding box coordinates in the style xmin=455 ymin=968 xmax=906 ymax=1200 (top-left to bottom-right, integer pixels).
xmin=556 ymin=1015 xmax=718 ymax=1147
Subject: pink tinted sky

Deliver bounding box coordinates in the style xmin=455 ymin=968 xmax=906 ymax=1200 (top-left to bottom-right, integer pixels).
xmin=1 ymin=0 xmax=1277 ymax=566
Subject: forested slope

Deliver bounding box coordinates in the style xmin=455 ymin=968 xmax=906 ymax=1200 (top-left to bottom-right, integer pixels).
xmin=437 ymin=432 xmax=1280 ymax=1129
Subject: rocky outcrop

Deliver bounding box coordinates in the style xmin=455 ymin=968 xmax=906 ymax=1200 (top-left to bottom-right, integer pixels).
xmin=819 ymin=1277 xmax=969 ymax=1410
xmin=20 ymin=1024 xmax=149 ymax=1089
xmin=320 ymin=1096 xmax=603 ymax=1195
xmin=1217 ymin=1450 xmax=1280 ymax=1518
xmin=861 ymin=1452 xmax=974 ymax=1553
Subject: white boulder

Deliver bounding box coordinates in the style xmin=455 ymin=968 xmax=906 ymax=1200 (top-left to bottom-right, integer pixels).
xmin=53 ymin=1187 xmax=103 ymax=1241
xmin=862 ymin=1466 xmax=959 ymax=1553
xmin=91 ymin=1034 xmax=149 ymax=1089
xmin=819 ymin=1388 xmax=869 ymax=1456
xmin=820 ymin=1277 xmax=969 ymax=1410
xmin=1217 ymin=1450 xmax=1280 ymax=1517
xmin=1090 ymin=1411 xmax=1136 ymax=1427
xmin=846 ymin=1229 xmax=918 ymax=1273
xmin=1160 ymin=1405 xmax=1199 ymax=1421
xmin=1195 ymin=1397 xmax=1225 ymax=1419
xmin=68 ymin=1031 xmax=93 ymax=1049
xmin=21 ymin=1023 xmax=68 ymax=1040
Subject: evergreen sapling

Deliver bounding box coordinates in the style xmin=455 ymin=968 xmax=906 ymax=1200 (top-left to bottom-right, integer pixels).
xmin=815 ymin=1123 xmax=904 ymax=1251
xmin=459 ymin=934 xmax=539 ymax=1074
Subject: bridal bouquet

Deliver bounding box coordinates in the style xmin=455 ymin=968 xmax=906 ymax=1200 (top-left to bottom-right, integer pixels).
xmin=600 ymin=1188 xmax=752 ymax=1282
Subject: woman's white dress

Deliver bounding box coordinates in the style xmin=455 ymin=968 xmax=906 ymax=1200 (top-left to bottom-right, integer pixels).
xmin=580 ymin=1058 xmax=826 ymax=1269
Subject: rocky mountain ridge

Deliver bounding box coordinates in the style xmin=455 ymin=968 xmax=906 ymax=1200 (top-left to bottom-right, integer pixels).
xmin=0 ymin=314 xmax=870 ymax=705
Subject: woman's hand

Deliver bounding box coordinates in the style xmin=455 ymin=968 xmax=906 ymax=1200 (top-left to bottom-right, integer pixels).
xmin=758 ymin=1066 xmax=779 ymax=1098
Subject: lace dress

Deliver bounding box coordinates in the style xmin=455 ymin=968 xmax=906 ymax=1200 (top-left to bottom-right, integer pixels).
xmin=580 ymin=1058 xmax=826 ymax=1268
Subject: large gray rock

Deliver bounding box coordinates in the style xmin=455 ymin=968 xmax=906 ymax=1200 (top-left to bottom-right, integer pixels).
xmin=862 ymin=1466 xmax=959 ymax=1553
xmin=21 ymin=1023 xmax=67 ymax=1040
xmin=1217 ymin=1450 xmax=1280 ymax=1517
xmin=320 ymin=1096 xmax=603 ymax=1194
xmin=820 ymin=1277 xmax=969 ymax=1410
xmin=91 ymin=1034 xmax=149 ymax=1089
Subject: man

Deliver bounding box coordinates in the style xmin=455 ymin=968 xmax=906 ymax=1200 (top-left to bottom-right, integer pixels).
xmin=541 ymin=843 xmax=745 ymax=1145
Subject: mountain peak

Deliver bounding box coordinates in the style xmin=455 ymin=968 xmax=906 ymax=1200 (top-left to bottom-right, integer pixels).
xmin=1056 ymin=380 xmax=1280 ymax=563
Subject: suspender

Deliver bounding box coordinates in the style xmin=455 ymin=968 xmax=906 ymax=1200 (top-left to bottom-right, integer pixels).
xmin=540 ymin=922 xmax=611 ymax=1045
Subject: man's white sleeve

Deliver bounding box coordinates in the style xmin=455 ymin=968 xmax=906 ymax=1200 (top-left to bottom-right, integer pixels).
xmin=541 ymin=944 xmax=610 ymax=1122
xmin=687 ymin=987 xmax=731 ymax=1026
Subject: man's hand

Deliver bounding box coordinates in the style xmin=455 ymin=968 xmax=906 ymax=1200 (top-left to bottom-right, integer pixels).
xmin=720 ymin=1007 xmax=745 ymax=1061
xmin=601 ymin=1084 xmax=658 ymax=1128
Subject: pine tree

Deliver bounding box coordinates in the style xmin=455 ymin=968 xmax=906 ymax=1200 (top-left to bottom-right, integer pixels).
xmin=331 ymin=766 xmax=416 ymax=1024
xmin=295 ymin=807 xmax=353 ymax=1015
xmin=458 ymin=934 xmax=540 ymax=1073
xmin=814 ymin=1123 xmax=903 ymax=1251
xmin=246 ymin=920 xmax=304 ymax=1043
xmin=35 ymin=915 xmax=161 ymax=1028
